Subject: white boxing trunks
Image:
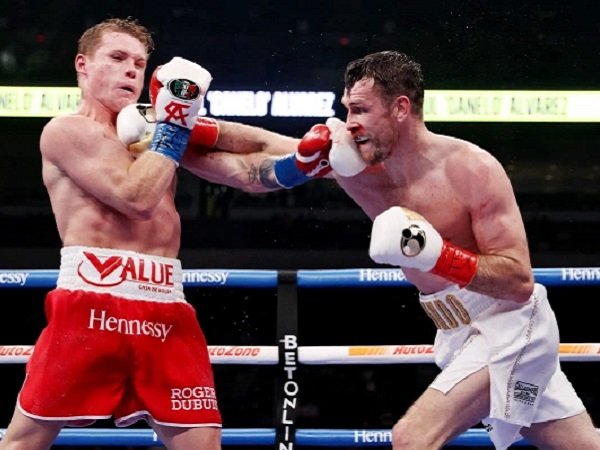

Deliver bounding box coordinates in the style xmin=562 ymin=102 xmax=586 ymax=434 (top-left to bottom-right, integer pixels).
xmin=18 ymin=246 xmax=221 ymax=428
xmin=421 ymin=283 xmax=585 ymax=450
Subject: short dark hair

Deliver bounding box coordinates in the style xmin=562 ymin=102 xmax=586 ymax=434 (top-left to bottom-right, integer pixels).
xmin=344 ymin=51 xmax=424 ymax=116
xmin=78 ymin=17 xmax=154 ymax=57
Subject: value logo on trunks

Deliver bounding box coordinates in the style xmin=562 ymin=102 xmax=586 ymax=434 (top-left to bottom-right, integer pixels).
xmin=77 ymin=251 xmax=174 ymax=289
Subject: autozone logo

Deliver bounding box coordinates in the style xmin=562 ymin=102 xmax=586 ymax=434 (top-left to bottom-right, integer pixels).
xmin=393 ymin=345 xmax=434 ymax=355
xmin=77 ymin=251 xmax=174 ymax=287
xmin=0 ymin=345 xmax=34 ymax=356
xmin=208 ymin=346 xmax=261 ymax=356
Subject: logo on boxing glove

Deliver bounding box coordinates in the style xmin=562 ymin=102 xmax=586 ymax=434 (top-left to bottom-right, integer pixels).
xmin=400 ymin=225 xmax=427 ymax=257
xmin=161 ymin=79 xmax=202 ymax=127
xmin=166 ymin=79 xmax=201 ymax=101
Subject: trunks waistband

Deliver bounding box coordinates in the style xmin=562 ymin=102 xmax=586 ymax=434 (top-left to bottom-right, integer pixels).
xmin=57 ymin=246 xmax=185 ymax=302
xmin=419 ymin=285 xmax=497 ymax=330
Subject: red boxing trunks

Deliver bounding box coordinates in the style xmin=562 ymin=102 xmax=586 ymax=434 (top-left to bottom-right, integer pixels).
xmin=18 ymin=246 xmax=222 ymax=428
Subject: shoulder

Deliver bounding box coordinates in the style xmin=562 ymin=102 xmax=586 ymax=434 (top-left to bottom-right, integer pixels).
xmin=42 ymin=114 xmax=102 ymax=139
xmin=438 ymin=134 xmax=505 ymax=178
xmin=437 ymin=134 xmax=512 ymax=202
xmin=41 ymin=114 xmax=104 ymax=158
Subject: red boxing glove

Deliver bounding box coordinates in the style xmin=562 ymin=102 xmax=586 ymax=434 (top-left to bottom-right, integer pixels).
xmin=147 ymin=57 xmax=211 ymax=165
xmin=296 ymin=124 xmax=333 ymax=178
xmin=272 ymin=124 xmax=332 ymax=188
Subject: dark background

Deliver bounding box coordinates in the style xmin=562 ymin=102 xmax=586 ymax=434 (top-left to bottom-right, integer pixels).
xmin=0 ymin=1 xmax=599 ymax=449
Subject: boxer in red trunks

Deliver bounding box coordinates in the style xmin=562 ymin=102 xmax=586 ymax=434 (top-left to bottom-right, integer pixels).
xmin=0 ymin=17 xmax=227 ymax=450
xmin=19 ymin=246 xmax=221 ymax=429
xmin=0 ymin=17 xmax=308 ymax=450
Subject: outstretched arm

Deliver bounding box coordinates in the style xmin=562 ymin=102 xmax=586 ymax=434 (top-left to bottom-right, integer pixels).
xmin=181 ymin=139 xmax=295 ymax=192
xmin=183 ymin=118 xmax=367 ymax=192
xmin=117 ymin=105 xmax=300 ymax=192
xmin=117 ymin=105 xmax=365 ymax=193
xmin=211 ymin=120 xmax=299 ymax=156
xmin=181 ymin=120 xmax=333 ymax=192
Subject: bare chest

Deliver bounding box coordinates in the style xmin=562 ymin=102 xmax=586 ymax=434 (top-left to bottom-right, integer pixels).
xmin=337 ymin=172 xmax=470 ymax=240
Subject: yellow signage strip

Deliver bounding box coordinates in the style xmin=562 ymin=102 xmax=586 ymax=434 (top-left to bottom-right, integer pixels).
xmin=424 ymin=90 xmax=600 ymax=122
xmin=0 ymin=87 xmax=81 ymax=117
xmin=2 ymin=86 xmax=600 ymax=122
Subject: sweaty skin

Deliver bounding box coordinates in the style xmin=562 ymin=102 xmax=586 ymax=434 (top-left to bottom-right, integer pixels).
xmin=326 ymin=55 xmax=600 ymax=450
xmin=41 ymin=35 xmax=298 ymax=258
xmin=41 ymin=32 xmax=181 ymax=258
xmin=338 ymin=78 xmax=533 ymax=300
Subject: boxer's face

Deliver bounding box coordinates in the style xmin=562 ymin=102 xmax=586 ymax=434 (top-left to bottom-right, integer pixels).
xmin=77 ymin=31 xmax=147 ymax=113
xmin=342 ymin=78 xmax=397 ymax=165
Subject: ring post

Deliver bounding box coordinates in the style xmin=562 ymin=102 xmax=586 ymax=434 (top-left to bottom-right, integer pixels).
xmin=275 ymin=270 xmax=300 ymax=449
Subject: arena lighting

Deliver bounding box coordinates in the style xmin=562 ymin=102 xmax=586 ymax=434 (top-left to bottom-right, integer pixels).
xmin=1 ymin=86 xmax=600 ymax=122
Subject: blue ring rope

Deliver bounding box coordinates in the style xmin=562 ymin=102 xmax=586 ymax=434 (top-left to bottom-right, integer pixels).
xmin=297 ymin=267 xmax=600 ymax=288
xmin=1 ymin=267 xmax=598 ymax=447
xmin=0 ymin=427 xmax=541 ymax=446
xmin=0 ymin=267 xmax=598 ymax=289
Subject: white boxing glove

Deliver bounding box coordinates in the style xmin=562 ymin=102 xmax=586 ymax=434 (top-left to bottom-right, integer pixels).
xmin=148 ymin=57 xmax=213 ymax=165
xmin=370 ymin=206 xmax=443 ymax=270
xmin=369 ymin=206 xmax=479 ymax=287
xmin=150 ymin=57 xmax=212 ymax=130
xmin=116 ymin=103 xmax=156 ymax=152
xmin=326 ymin=117 xmax=367 ymax=177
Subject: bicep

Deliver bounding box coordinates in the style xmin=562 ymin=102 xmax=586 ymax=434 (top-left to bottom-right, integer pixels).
xmin=468 ymin=159 xmax=529 ymax=259
xmin=463 ymin=156 xmax=534 ymax=299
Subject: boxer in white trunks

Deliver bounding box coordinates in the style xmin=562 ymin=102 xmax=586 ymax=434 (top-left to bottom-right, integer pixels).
xmin=170 ymin=50 xmax=600 ymax=450
xmin=302 ymin=51 xmax=600 ymax=450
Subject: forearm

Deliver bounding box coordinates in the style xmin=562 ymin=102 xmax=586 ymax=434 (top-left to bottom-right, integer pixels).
xmin=181 ymin=150 xmax=283 ymax=193
xmin=115 ymin=152 xmax=177 ymax=219
xmin=183 ymin=122 xmax=336 ymax=191
xmin=467 ymin=254 xmax=534 ymax=302
xmin=214 ymin=120 xmax=299 ymax=156
xmin=110 ymin=58 xmax=211 ymax=216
